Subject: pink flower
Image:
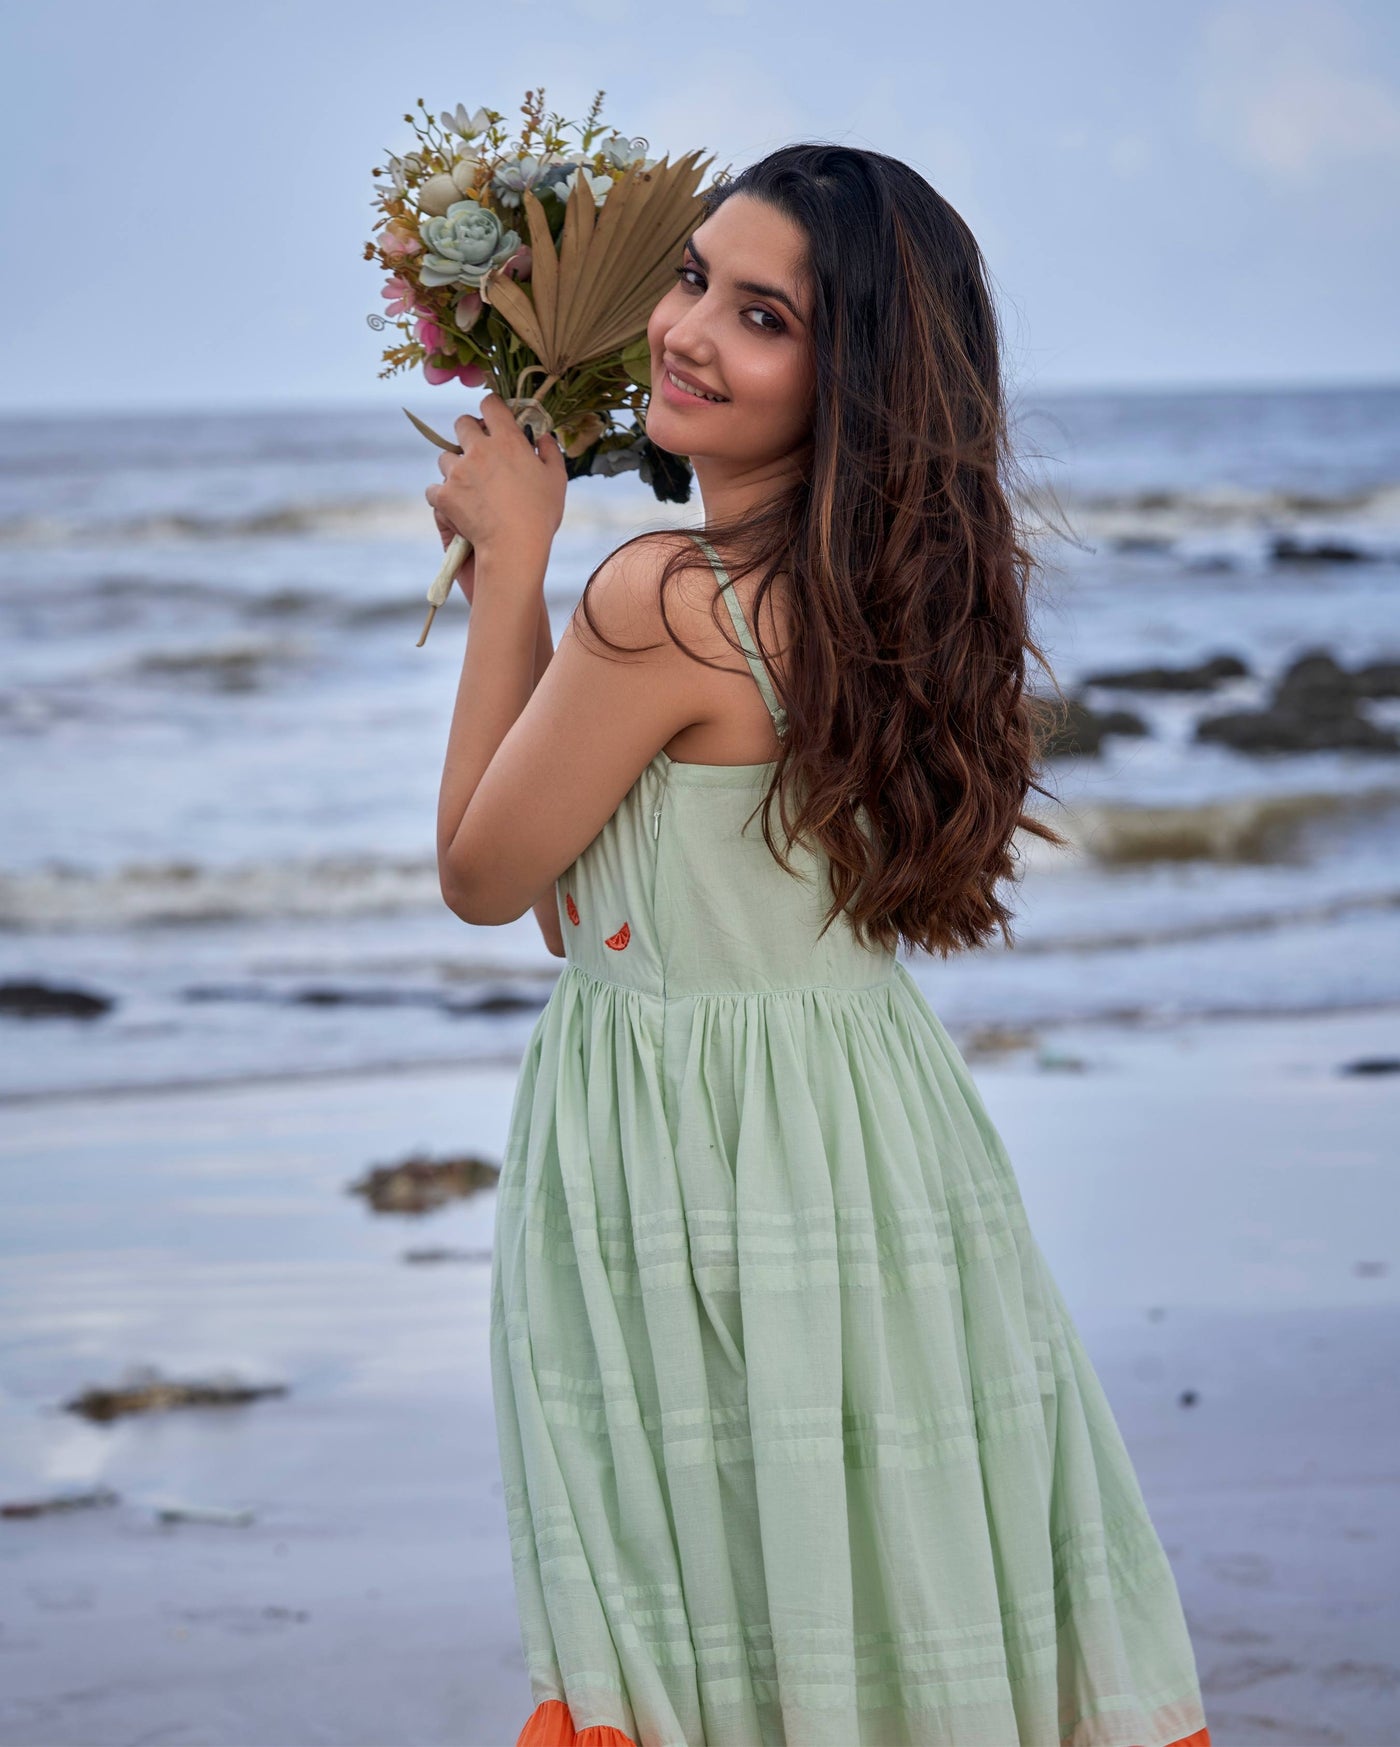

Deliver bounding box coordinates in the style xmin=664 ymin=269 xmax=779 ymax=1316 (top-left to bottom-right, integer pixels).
xmin=454 ymin=290 xmax=483 ymax=331
xmin=500 ymin=245 xmax=532 ymax=282
xmin=381 ymin=275 xmax=414 ymax=318
xmin=414 ymin=316 xmax=445 ymax=352
xmin=422 ymin=357 xmax=488 ymax=388
xmin=381 ymin=222 xmax=422 ymax=258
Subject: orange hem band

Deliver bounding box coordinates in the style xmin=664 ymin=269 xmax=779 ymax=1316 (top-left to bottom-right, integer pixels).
xmin=516 ymin=1695 xmax=1210 ymax=1747
xmin=515 ymin=1697 xmax=637 ymax=1747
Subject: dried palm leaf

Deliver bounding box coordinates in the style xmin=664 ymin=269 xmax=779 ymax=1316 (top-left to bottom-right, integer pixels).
xmin=482 ymin=150 xmax=713 ymax=375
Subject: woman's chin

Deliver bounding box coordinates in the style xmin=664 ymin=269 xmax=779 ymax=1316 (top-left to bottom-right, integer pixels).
xmin=644 ymin=405 xmax=696 ymax=456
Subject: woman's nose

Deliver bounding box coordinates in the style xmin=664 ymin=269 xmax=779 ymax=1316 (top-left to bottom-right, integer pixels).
xmin=663 ymin=307 xmax=717 ymax=362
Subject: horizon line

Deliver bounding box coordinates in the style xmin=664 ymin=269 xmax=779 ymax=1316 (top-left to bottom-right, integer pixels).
xmin=2 ymin=373 xmax=1399 ymax=423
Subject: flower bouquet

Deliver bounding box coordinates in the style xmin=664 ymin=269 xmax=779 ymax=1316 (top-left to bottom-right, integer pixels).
xmin=365 ymin=88 xmax=727 ymax=644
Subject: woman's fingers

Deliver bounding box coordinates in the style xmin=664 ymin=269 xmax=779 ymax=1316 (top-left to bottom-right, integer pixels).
xmin=423 ymin=482 xmax=459 ymax=555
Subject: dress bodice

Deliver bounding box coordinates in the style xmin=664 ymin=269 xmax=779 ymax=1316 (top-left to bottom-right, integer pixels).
xmin=552 ymin=533 xmax=896 ymax=1000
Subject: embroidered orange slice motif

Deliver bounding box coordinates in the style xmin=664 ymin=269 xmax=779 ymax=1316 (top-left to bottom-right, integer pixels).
xmin=565 ymin=891 xmax=579 ymax=925
xmin=604 ymin=921 xmax=631 ymax=951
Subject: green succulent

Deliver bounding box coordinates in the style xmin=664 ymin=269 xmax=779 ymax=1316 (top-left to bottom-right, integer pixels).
xmin=417 ymin=199 xmax=522 ymax=290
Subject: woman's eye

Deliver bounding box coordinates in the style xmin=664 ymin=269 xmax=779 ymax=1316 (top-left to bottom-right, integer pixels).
xmin=672 ymin=264 xmax=784 ymax=334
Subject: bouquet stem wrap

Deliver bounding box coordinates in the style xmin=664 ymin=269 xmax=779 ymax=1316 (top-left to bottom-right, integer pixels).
xmin=415 ymin=394 xmax=557 ymax=647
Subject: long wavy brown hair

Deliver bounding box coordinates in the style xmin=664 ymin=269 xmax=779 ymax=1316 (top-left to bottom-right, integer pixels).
xmin=575 ymin=141 xmax=1063 ymax=957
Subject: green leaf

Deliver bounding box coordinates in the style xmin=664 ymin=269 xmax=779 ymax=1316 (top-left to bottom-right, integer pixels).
xmin=620 ymin=333 xmax=651 ymax=388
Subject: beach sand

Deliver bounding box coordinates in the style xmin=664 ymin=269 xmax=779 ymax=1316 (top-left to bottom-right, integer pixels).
xmin=1 ymin=1004 xmax=1396 ymax=1747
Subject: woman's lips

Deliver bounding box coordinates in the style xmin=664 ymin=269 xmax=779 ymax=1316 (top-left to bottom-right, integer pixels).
xmin=659 ymin=368 xmax=727 ymax=408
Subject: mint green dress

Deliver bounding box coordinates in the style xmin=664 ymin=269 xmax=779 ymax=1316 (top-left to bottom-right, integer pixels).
xmin=489 ymin=533 xmax=1211 ymax=1747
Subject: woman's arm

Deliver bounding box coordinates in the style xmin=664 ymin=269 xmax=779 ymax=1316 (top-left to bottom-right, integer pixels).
xmin=420 ymin=400 xmax=734 ymax=953
xmin=424 ymin=394 xmax=569 ymax=952
xmin=436 ymin=569 xmax=563 ymax=954
xmin=435 ymin=534 xmax=554 ymax=917
xmin=526 ymin=594 xmax=566 ymax=956
xmin=437 ymin=532 xmax=706 ymax=929
xmin=423 ymin=400 xmax=747 ymax=949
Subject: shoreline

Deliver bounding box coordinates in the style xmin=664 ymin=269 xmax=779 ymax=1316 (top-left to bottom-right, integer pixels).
xmin=4 ymin=989 xmax=1400 ymax=1111
xmin=1 ymin=1003 xmax=1396 ymax=1745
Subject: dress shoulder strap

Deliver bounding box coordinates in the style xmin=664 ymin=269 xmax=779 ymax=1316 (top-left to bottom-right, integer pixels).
xmin=686 ymin=532 xmax=789 ymax=739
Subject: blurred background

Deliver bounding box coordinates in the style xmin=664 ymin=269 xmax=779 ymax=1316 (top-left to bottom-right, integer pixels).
xmin=2 ymin=3 xmax=1397 ymax=1744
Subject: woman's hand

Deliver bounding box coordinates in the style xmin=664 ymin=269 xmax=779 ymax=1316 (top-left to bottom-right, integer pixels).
xmin=431 ymin=504 xmax=478 ymax=603
xmin=424 ymin=391 xmax=567 ymax=571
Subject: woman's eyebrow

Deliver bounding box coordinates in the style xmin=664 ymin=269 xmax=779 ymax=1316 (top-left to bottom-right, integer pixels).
xmin=684 ymin=235 xmax=805 ymax=325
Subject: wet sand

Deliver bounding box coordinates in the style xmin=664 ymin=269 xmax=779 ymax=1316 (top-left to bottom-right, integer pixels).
xmin=1 ymin=1004 xmax=1397 ymax=1747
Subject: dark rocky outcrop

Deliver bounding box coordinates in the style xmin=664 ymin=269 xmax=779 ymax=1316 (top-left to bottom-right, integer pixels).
xmin=1110 ymin=535 xmax=1175 ymax=555
xmin=1195 ymin=650 xmax=1400 ymax=755
xmin=1274 ymin=651 xmax=1358 ymax=711
xmin=181 ymin=981 xmax=546 ymax=1018
xmin=64 ymin=1366 xmax=288 ymax=1423
xmin=1042 ymin=697 xmax=1150 ymax=758
xmin=0 ymin=979 xmax=114 ymax=1019
xmin=1270 ymin=535 xmax=1373 ymax=565
xmin=1196 ymin=711 xmax=1397 ymax=753
xmin=2 ymin=1484 xmax=122 ymax=1518
xmin=1084 ymin=654 xmax=1250 ymax=692
xmin=348 ymin=1149 xmax=501 ymax=1215
xmin=1355 ymin=660 xmax=1400 ymax=698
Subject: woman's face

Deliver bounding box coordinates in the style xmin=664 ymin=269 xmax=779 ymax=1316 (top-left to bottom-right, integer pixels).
xmin=645 ymin=193 xmax=815 ymax=475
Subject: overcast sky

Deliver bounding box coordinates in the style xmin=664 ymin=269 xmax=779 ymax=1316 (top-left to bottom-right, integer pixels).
xmin=3 ymin=0 xmax=1397 ymax=414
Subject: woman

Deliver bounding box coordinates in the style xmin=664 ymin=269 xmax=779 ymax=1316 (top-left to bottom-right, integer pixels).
xmin=428 ymin=143 xmax=1212 ymax=1747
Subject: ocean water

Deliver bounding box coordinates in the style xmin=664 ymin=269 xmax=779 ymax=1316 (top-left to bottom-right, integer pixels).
xmin=3 ymin=385 xmax=1399 ymax=1100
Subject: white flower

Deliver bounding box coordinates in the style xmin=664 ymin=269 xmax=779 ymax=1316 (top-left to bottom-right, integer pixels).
xmin=556 ymin=164 xmax=615 ymax=206
xmin=417 ymin=172 xmax=464 ymax=217
xmin=441 ymin=104 xmax=492 ymax=139
xmin=598 ymin=134 xmax=653 ymax=172
xmin=450 ymin=155 xmax=484 ymax=196
xmin=492 ymin=151 xmax=570 ymax=209
xmin=385 ymin=150 xmax=426 ymax=194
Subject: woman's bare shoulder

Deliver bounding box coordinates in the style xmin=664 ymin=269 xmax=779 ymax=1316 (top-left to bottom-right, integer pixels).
xmin=568 ymin=529 xmax=715 ymax=650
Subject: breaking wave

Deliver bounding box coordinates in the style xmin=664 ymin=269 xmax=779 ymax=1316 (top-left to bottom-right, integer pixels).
xmin=1055 ymin=480 xmax=1400 ymax=520
xmin=1050 ymin=787 xmax=1400 ymax=865
xmin=0 ymin=497 xmax=431 ymax=546
xmin=0 ymin=486 xmax=681 ymax=548
xmin=1010 ymin=886 xmax=1400 ymax=958
xmin=0 ymin=853 xmax=442 ymax=930
xmin=1021 ymin=478 xmax=1400 ymax=565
